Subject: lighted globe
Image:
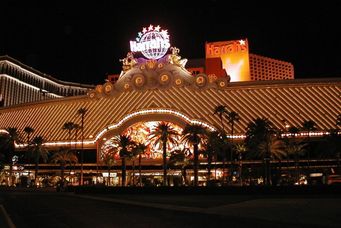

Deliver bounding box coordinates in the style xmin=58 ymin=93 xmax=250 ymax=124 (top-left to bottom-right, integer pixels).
xmin=140 ymin=31 xmax=170 ymax=59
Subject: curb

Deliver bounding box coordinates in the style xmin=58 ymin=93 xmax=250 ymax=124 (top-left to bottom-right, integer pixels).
xmin=0 ymin=205 xmax=16 ymax=228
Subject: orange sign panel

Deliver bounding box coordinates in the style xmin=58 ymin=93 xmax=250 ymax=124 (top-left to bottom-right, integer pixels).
xmin=206 ymin=39 xmax=250 ymax=82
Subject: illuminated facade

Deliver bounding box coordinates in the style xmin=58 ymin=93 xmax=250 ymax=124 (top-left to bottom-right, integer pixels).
xmin=0 ymin=27 xmax=339 ymax=186
xmin=0 ymin=59 xmax=339 ymax=155
xmin=0 ymin=55 xmax=94 ymax=107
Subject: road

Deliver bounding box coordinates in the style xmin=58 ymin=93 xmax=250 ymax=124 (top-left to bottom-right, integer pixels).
xmin=1 ymin=190 xmax=339 ymax=228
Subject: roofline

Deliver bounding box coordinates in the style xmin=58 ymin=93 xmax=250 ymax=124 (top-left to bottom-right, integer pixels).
xmin=0 ymin=55 xmax=95 ymax=88
xmin=228 ymin=77 xmax=341 ymax=88
xmin=1 ymin=77 xmax=340 ymax=112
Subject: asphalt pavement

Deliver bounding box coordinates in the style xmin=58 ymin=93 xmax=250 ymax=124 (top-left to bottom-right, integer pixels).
xmin=1 ymin=189 xmax=340 ymax=228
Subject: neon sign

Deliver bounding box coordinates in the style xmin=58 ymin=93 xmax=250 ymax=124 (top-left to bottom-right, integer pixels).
xmin=130 ymin=25 xmax=170 ymax=60
xmin=206 ymin=39 xmax=250 ymax=82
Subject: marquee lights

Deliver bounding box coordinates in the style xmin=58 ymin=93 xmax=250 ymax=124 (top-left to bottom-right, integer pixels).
xmin=0 ymin=129 xmax=8 ymax=134
xmin=11 ymin=109 xmax=215 ymax=148
xmin=3 ymin=61 xmax=83 ymax=91
xmin=9 ymin=107 xmax=334 ymax=149
xmin=15 ymin=140 xmax=95 ymax=148
xmin=11 ymin=129 xmax=334 ymax=149
xmin=95 ymin=109 xmax=217 ymax=141
xmin=130 ymin=25 xmax=171 ymax=59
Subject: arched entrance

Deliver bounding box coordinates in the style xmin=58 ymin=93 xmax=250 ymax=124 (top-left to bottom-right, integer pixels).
xmin=95 ymin=109 xmax=216 ymax=186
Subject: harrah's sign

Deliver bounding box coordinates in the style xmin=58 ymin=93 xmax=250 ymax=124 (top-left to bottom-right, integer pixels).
xmin=206 ymin=40 xmax=248 ymax=58
xmin=130 ymin=37 xmax=170 ymax=52
xmin=129 ymin=25 xmax=171 ymax=59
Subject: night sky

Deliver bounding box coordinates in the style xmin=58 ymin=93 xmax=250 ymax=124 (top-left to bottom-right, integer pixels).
xmin=2 ymin=0 xmax=341 ymax=85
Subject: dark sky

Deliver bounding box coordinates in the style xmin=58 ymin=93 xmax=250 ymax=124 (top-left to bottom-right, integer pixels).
xmin=2 ymin=0 xmax=341 ymax=85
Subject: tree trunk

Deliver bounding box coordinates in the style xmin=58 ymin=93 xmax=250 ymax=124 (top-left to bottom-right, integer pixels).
xmin=132 ymin=160 xmax=135 ymax=186
xmin=230 ymin=123 xmax=234 ymax=184
xmin=163 ymin=141 xmax=167 ymax=186
xmin=9 ymin=143 xmax=14 ymax=186
xmin=139 ymin=154 xmax=142 ymax=186
xmin=107 ymin=167 xmax=110 ymax=186
xmin=207 ymin=155 xmax=212 ymax=183
xmin=222 ymin=156 xmax=226 ymax=184
xmin=183 ymin=167 xmax=187 ymax=186
xmin=295 ymin=151 xmax=300 ymax=183
xmin=220 ymin=116 xmax=225 ymax=133
xmin=239 ymin=158 xmax=243 ymax=186
xmin=34 ymin=158 xmax=39 ymax=187
xmin=194 ymin=144 xmax=199 ymax=187
xmin=122 ymin=157 xmax=126 ymax=187
xmin=264 ymin=156 xmax=271 ymax=186
xmin=214 ymin=154 xmax=217 ymax=180
xmin=61 ymin=164 xmax=65 ymax=188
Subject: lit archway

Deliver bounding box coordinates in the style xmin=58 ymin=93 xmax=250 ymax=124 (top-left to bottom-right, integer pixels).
xmin=95 ymin=108 xmax=217 ymax=162
xmin=100 ymin=121 xmax=184 ymax=161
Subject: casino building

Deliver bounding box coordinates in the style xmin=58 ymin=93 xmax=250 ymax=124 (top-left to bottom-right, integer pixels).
xmin=0 ymin=25 xmax=340 ymax=186
xmin=0 ymin=55 xmax=94 ymax=108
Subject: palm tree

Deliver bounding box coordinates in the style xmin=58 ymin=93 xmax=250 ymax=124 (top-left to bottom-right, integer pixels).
xmin=214 ymin=133 xmax=230 ymax=184
xmin=168 ymin=148 xmax=191 ymax=186
xmin=132 ymin=143 xmax=147 ymax=186
xmin=204 ymin=131 xmax=229 ymax=184
xmin=77 ymin=107 xmax=87 ymax=186
xmin=259 ymin=137 xmax=286 ymax=160
xmin=182 ymin=123 xmax=207 ymax=187
xmin=112 ymin=135 xmax=134 ymax=187
xmin=287 ymin=126 xmax=300 ymax=173
xmin=102 ymin=152 xmax=116 ymax=186
xmin=23 ymin=126 xmax=34 ymax=147
xmin=30 ymin=136 xmax=49 ymax=186
xmin=213 ymin=105 xmax=229 ymax=132
xmin=226 ymin=111 xmax=240 ymax=140
xmin=285 ymin=140 xmax=307 ymax=182
xmin=204 ymin=131 xmax=220 ymax=183
xmin=234 ymin=143 xmax=247 ymax=185
xmin=259 ymin=136 xmax=286 ymax=185
xmin=23 ymin=126 xmax=34 ymax=163
xmin=226 ymin=110 xmax=239 ymax=181
xmin=301 ymin=120 xmax=317 ymax=170
xmin=62 ymin=122 xmax=75 ymax=147
xmin=72 ymin=123 xmax=81 ymax=185
xmin=245 ymin=118 xmax=275 ymax=185
xmin=149 ymin=122 xmax=179 ymax=186
xmin=5 ymin=127 xmax=19 ymax=186
xmin=51 ymin=148 xmax=78 ymax=188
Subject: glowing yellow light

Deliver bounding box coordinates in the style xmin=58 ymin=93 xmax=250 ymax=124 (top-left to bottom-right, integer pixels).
xmin=95 ymin=108 xmax=217 ymax=141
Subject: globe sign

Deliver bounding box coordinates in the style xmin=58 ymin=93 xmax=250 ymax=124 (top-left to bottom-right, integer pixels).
xmin=130 ymin=25 xmax=171 ymax=60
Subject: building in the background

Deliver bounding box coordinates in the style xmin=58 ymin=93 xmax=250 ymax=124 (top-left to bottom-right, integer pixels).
xmin=0 ymin=55 xmax=95 ymax=107
xmin=187 ymin=39 xmax=294 ymax=82
xmin=249 ymin=54 xmax=294 ymax=80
